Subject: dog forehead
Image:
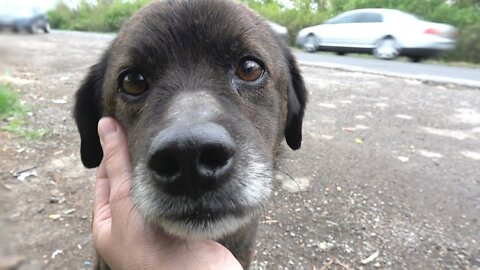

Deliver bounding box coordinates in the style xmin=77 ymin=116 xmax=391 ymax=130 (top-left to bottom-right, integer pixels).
xmin=114 ymin=0 xmax=276 ymax=61
xmin=137 ymin=0 xmax=262 ymax=36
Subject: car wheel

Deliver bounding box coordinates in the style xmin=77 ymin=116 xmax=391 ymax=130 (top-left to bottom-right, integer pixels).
xmin=373 ymin=37 xmax=399 ymax=60
xmin=43 ymin=23 xmax=50 ymax=33
xmin=336 ymin=52 xmax=346 ymax=56
xmin=408 ymin=56 xmax=422 ymax=63
xmin=303 ymin=34 xmax=317 ymax=53
xmin=28 ymin=23 xmax=39 ymax=34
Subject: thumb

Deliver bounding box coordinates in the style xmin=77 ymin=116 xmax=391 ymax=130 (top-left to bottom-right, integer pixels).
xmin=97 ymin=117 xmax=132 ymax=201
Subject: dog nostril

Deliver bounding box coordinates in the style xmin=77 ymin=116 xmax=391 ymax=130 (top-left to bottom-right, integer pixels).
xmin=199 ymin=146 xmax=233 ymax=174
xmin=149 ymin=154 xmax=181 ymax=179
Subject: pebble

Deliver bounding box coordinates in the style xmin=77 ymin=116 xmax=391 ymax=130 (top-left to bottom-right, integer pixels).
xmin=49 ymin=214 xmax=61 ymax=220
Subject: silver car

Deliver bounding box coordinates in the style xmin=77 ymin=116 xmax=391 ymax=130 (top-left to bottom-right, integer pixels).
xmin=0 ymin=3 xmax=50 ymax=34
xmin=296 ymin=8 xmax=456 ymax=62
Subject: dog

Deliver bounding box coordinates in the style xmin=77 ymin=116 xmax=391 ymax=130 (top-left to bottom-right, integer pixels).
xmin=74 ymin=0 xmax=307 ymax=268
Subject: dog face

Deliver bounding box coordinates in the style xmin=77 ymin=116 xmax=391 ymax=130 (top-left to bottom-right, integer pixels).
xmin=74 ymin=0 xmax=306 ymax=239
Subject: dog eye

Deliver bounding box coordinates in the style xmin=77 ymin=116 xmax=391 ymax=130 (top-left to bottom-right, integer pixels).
xmin=235 ymin=59 xmax=264 ymax=82
xmin=120 ymin=72 xmax=148 ymax=96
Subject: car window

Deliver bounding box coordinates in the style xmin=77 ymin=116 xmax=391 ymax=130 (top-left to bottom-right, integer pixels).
xmin=357 ymin=12 xmax=383 ymax=23
xmin=330 ymin=13 xmax=362 ymax=24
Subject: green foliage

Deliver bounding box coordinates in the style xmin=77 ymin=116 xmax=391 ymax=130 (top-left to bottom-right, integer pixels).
xmin=48 ymin=0 xmax=150 ymax=32
xmin=47 ymin=2 xmax=75 ymax=30
xmin=442 ymin=23 xmax=480 ymax=63
xmin=242 ymin=0 xmax=328 ymax=44
xmin=106 ymin=0 xmax=149 ymax=30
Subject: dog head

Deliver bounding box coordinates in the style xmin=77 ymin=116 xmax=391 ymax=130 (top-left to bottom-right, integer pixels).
xmin=74 ymin=0 xmax=306 ymax=239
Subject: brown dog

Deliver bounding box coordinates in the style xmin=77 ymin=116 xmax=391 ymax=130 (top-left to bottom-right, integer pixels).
xmin=74 ymin=0 xmax=307 ymax=268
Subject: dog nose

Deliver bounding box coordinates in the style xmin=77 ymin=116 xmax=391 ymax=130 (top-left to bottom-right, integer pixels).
xmin=147 ymin=123 xmax=236 ymax=198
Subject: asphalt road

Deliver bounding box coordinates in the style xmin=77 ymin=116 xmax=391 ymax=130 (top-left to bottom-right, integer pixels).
xmin=295 ymin=51 xmax=480 ymax=87
xmin=1 ymin=31 xmax=479 ymax=270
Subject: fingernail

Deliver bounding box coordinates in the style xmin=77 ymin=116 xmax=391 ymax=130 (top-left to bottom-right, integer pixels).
xmin=98 ymin=118 xmax=117 ymax=145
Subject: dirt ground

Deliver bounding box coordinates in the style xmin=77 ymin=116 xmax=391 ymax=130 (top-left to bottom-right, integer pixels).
xmin=0 ymin=32 xmax=479 ymax=270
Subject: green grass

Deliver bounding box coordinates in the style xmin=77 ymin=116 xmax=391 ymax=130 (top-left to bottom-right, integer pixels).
xmin=0 ymin=83 xmax=51 ymax=140
xmin=0 ymin=83 xmax=22 ymax=116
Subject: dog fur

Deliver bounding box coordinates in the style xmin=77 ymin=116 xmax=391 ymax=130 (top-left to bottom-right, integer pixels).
xmin=74 ymin=0 xmax=307 ymax=268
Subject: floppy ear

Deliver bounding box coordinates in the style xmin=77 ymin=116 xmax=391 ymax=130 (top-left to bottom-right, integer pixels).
xmin=73 ymin=54 xmax=108 ymax=168
xmin=283 ymin=48 xmax=307 ymax=150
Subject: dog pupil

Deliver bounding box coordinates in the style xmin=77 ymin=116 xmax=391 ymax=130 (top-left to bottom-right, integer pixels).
xmin=129 ymin=73 xmax=144 ymax=82
xmin=124 ymin=73 xmax=145 ymax=94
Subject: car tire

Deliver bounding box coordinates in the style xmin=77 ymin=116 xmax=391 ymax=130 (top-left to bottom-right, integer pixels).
xmin=373 ymin=37 xmax=400 ymax=60
xmin=336 ymin=52 xmax=346 ymax=56
xmin=303 ymin=34 xmax=317 ymax=53
xmin=408 ymin=56 xmax=422 ymax=63
xmin=43 ymin=23 xmax=50 ymax=33
xmin=28 ymin=23 xmax=38 ymax=34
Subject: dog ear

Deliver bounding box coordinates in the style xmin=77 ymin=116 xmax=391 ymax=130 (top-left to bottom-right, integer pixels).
xmin=73 ymin=55 xmax=108 ymax=168
xmin=283 ymin=48 xmax=307 ymax=150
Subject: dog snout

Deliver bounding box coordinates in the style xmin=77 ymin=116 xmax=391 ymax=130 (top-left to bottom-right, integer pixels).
xmin=147 ymin=122 xmax=236 ymax=198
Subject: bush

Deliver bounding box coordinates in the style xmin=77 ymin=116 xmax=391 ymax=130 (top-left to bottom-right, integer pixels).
xmin=105 ymin=0 xmax=150 ymax=31
xmin=48 ymin=0 xmax=149 ymax=32
xmin=48 ymin=2 xmax=75 ymax=30
xmin=243 ymin=1 xmax=329 ymax=45
xmin=441 ymin=23 xmax=480 ymax=63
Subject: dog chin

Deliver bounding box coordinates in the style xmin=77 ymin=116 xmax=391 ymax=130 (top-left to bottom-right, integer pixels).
xmin=131 ymin=153 xmax=273 ymax=240
xmin=156 ymin=214 xmax=253 ymax=240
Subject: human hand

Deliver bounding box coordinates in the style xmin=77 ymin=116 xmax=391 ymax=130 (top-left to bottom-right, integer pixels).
xmin=93 ymin=117 xmax=243 ymax=270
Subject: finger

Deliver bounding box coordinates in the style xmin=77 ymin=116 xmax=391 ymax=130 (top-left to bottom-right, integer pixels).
xmin=97 ymin=117 xmax=132 ymax=199
xmin=92 ymin=161 xmax=112 ymax=254
xmin=94 ymin=161 xmax=110 ymax=220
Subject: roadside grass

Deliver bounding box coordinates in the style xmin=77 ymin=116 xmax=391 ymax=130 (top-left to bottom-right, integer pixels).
xmin=0 ymin=83 xmax=51 ymax=140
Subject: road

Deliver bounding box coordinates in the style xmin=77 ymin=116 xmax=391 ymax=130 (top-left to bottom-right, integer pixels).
xmin=0 ymin=31 xmax=479 ymax=270
xmin=295 ymin=51 xmax=480 ymax=87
